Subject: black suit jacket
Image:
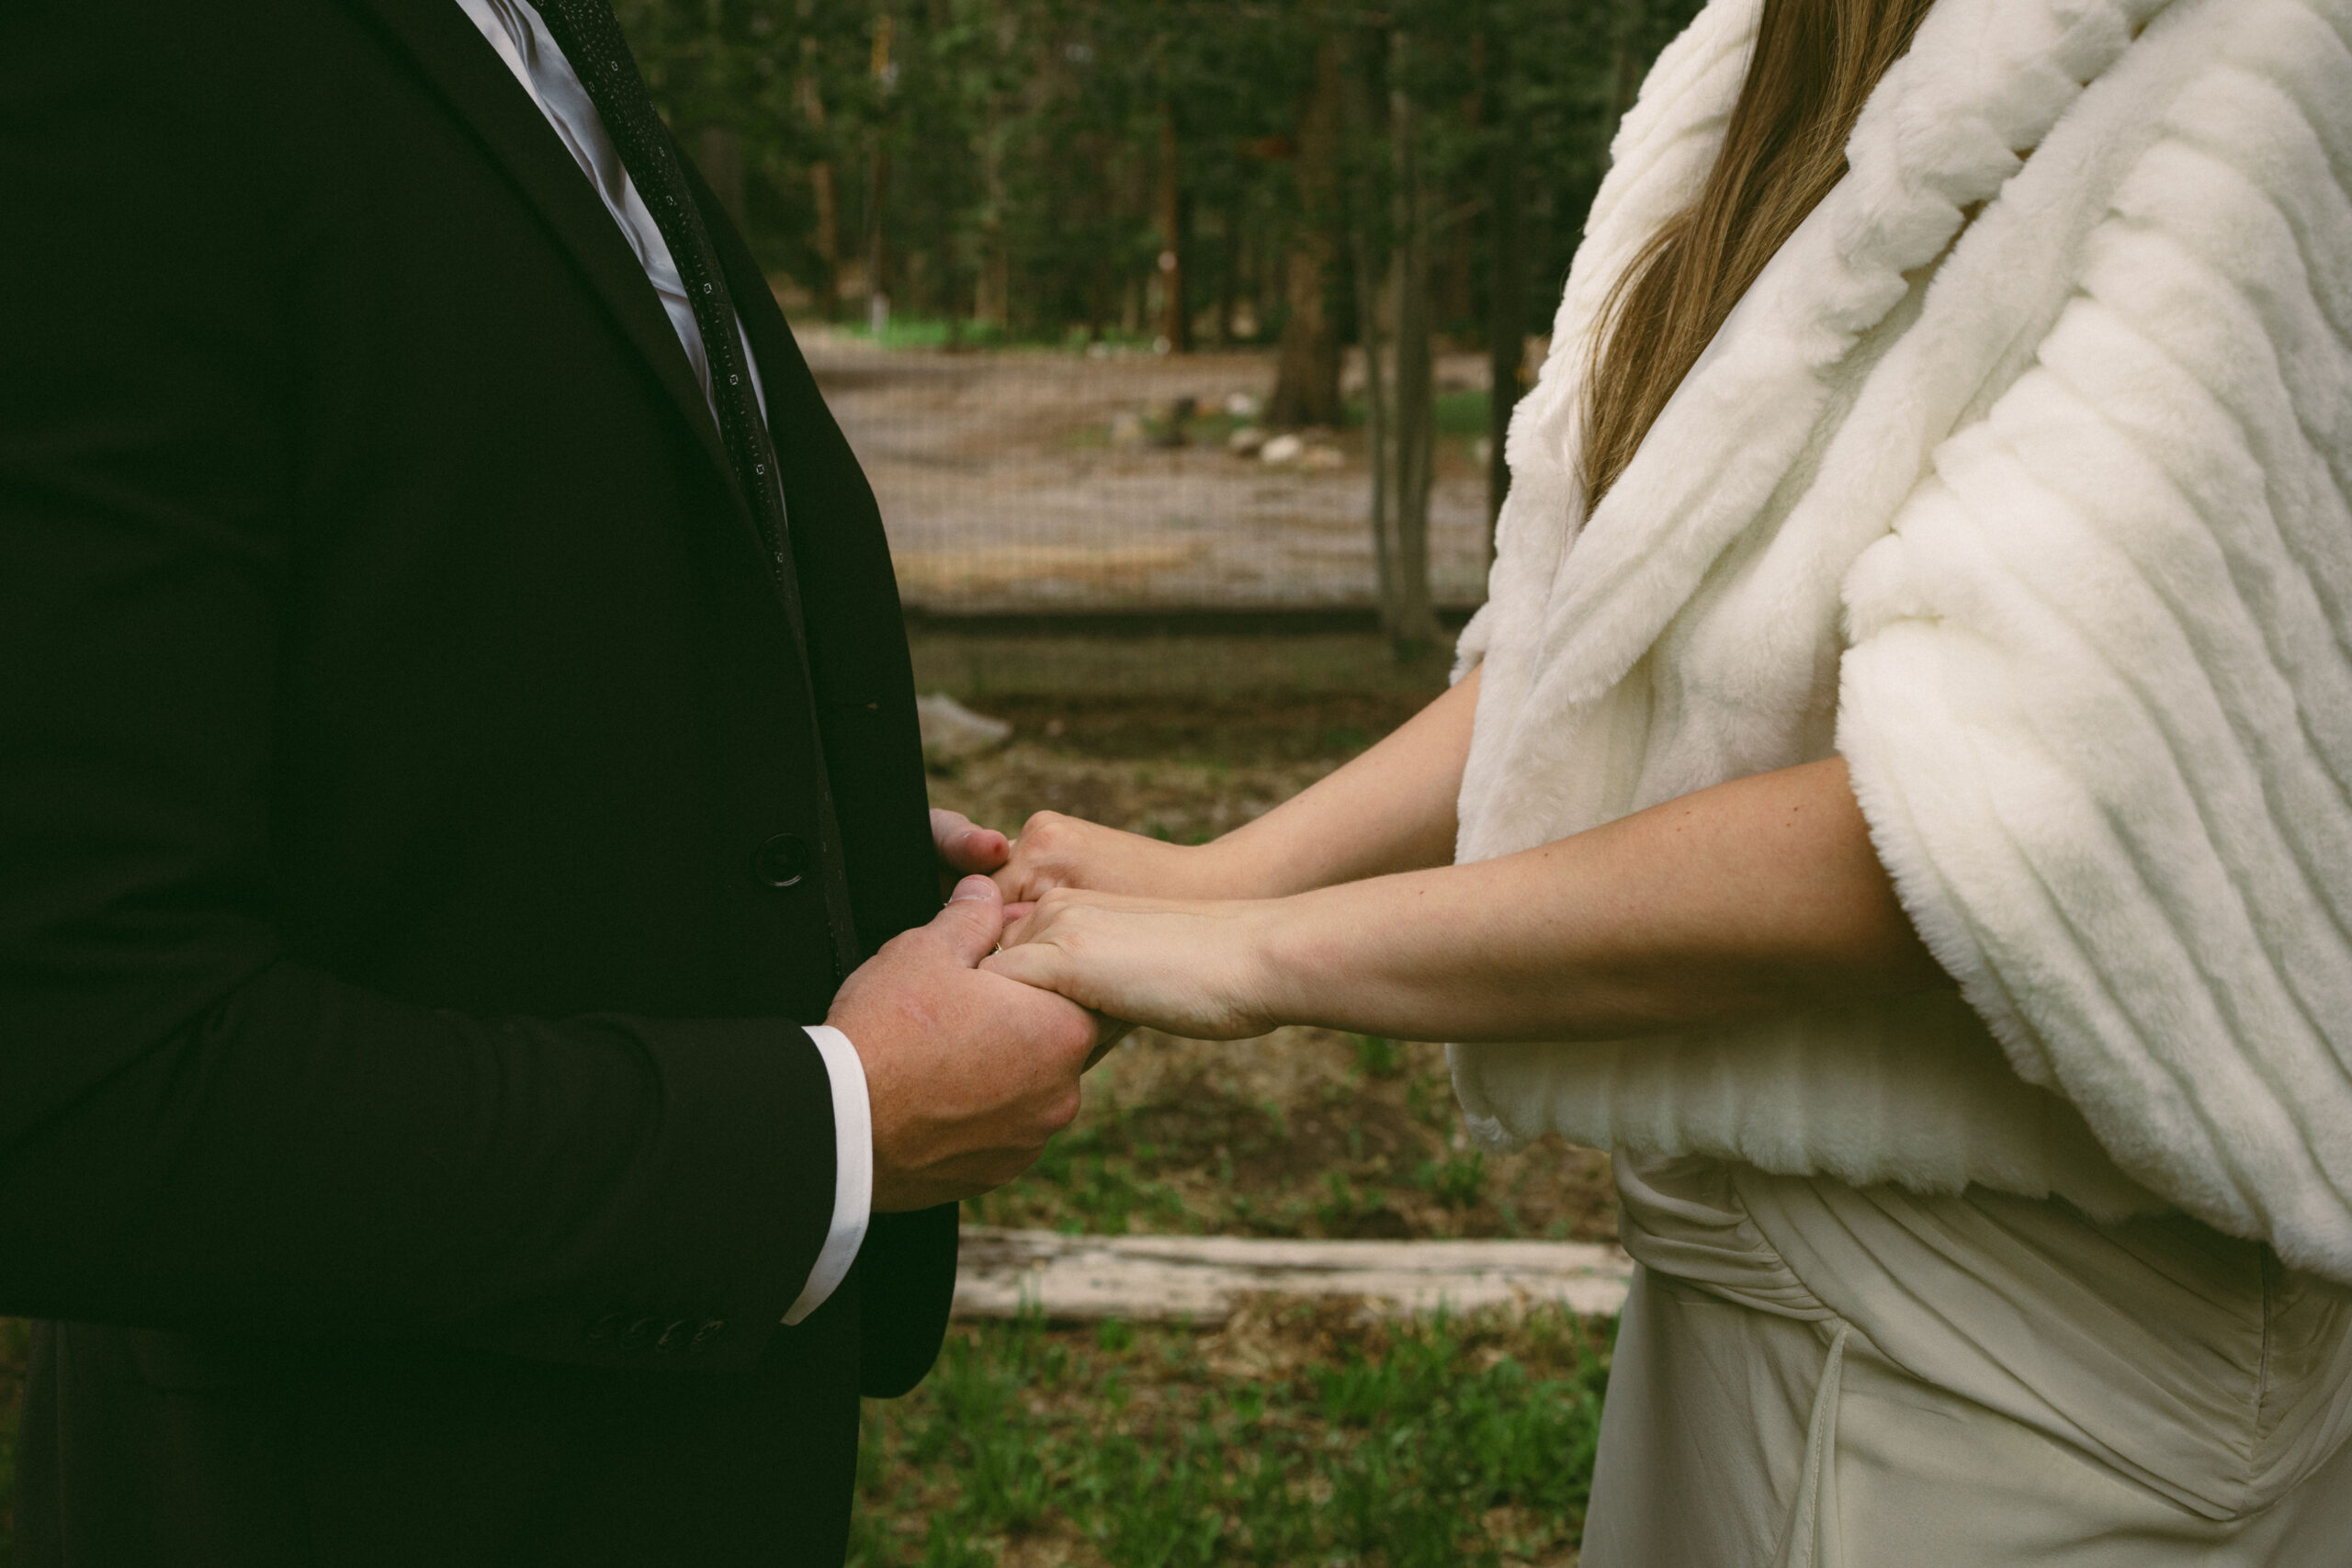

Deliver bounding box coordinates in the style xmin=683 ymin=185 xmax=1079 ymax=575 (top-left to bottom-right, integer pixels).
xmin=0 ymin=0 xmax=954 ymax=1561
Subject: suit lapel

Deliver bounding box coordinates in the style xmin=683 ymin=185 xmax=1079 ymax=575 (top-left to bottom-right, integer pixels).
xmin=343 ymin=0 xmax=745 ymax=512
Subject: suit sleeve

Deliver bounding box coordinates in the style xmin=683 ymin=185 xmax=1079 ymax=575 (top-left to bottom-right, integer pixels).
xmin=0 ymin=5 xmax=831 ymax=1372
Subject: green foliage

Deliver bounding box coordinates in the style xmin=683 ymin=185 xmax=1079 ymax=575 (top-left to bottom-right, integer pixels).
xmin=966 ymin=1104 xmax=1188 ymax=1235
xmin=1435 ymin=388 xmax=1492 ymax=437
xmin=848 ymin=1307 xmax=1614 ymax=1566
xmin=1352 ymin=1032 xmax=1403 ymax=1077
xmin=1307 ymin=1316 xmax=1610 ymax=1566
xmin=612 ymin=0 xmax=1707 ymax=346
xmin=1314 ymin=1168 xmax=1389 ymax=1232
xmin=832 ymin=311 xmax=1012 ymax=350
xmin=1417 ymin=1149 xmax=1489 ymax=1210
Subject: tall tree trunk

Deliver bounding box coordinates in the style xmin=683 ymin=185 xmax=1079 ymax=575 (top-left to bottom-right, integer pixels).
xmin=937 ymin=198 xmax=963 ymax=350
xmin=796 ymin=39 xmax=841 ymax=319
xmin=976 ymin=231 xmax=1008 ymax=332
xmin=1341 ymin=36 xmax=1393 ymax=622
xmin=696 ymin=127 xmax=746 ymax=225
xmin=1268 ymin=18 xmax=1344 ymax=427
xmin=1600 ymin=0 xmax=1649 ymax=161
xmin=1386 ymin=33 xmax=1441 ymax=652
xmin=1235 ymin=222 xmax=1258 ymax=339
xmin=865 ymin=141 xmax=891 ymax=335
xmin=1156 ymin=104 xmax=1190 ymax=352
xmin=865 ymin=12 xmax=895 ymax=337
xmin=808 ymin=163 xmax=842 ymax=317
xmin=1483 ymin=14 xmax=1525 ymax=550
xmin=1085 ymin=141 xmax=1111 ymax=343
xmin=1213 ymin=210 xmax=1238 ymax=347
xmin=977 ymin=102 xmax=1009 ymax=330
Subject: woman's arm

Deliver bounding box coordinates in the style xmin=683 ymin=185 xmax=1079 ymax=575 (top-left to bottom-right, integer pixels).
xmin=995 ymin=667 xmax=1483 ymax=904
xmin=985 ymin=756 xmax=1952 ymax=1043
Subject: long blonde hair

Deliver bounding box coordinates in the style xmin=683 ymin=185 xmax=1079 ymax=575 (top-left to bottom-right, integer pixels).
xmin=1581 ymin=0 xmax=1936 ymax=513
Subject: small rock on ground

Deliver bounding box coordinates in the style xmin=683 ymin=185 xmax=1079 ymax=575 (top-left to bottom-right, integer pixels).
xmin=916 ymin=693 xmax=1012 ymax=762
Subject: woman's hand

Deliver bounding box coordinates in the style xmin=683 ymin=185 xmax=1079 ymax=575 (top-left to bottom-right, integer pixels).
xmin=992 ymin=811 xmax=1268 ymax=906
xmin=990 ymin=668 xmax=1486 ymax=909
xmin=982 ymin=888 xmax=1283 ymax=1041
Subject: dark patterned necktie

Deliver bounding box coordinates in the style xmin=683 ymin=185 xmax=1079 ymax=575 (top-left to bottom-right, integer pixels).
xmin=526 ymin=0 xmax=862 ymax=978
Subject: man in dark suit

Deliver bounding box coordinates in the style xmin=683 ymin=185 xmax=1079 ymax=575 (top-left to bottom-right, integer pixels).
xmin=0 ymin=0 xmax=1094 ymax=1562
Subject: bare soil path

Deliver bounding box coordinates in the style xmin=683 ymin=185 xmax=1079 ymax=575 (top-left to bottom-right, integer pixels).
xmin=803 ymin=332 xmax=1497 ymax=612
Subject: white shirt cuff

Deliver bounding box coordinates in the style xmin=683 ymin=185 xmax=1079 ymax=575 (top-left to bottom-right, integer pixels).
xmin=781 ymin=1024 xmax=873 ymax=1325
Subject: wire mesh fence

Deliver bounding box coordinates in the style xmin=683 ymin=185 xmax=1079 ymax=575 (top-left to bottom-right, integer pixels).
xmin=806 ymin=329 xmax=1500 ymax=618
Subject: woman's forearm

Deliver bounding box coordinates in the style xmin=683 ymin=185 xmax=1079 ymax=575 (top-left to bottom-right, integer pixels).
xmin=996 ymin=667 xmax=1482 ymax=905
xmin=1212 ymin=664 xmax=1481 ymax=896
xmin=1256 ymin=757 xmax=1950 ymax=1041
xmin=989 ymin=756 xmax=1954 ymax=1043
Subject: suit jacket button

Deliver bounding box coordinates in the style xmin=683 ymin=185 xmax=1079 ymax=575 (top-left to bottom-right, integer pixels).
xmin=620 ymin=1315 xmax=661 ymax=1351
xmin=689 ymin=1319 xmax=726 ymax=1352
xmin=752 ymin=833 xmax=809 ymax=888
xmin=654 ymin=1318 xmax=695 ymax=1354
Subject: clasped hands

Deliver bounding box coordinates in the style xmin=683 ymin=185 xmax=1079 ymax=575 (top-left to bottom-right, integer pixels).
xmin=982 ymin=809 xmax=1282 ymax=1043
xmin=830 ymin=807 xmax=1272 ymax=1214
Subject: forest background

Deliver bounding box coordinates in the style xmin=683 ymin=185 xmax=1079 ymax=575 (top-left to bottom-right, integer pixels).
xmin=612 ymin=0 xmax=1703 ymax=642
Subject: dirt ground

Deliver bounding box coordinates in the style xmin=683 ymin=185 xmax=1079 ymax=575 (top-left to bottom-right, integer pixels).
xmin=804 ymin=333 xmax=1497 ymax=613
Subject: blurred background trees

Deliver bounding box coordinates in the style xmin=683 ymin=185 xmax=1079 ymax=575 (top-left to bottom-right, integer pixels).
xmin=615 ymin=0 xmax=1702 ymax=642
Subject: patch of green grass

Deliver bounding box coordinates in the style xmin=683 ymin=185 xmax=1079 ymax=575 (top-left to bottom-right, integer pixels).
xmin=1334 ymin=388 xmax=1492 ymax=441
xmin=956 ymin=1032 xmax=1623 ymax=1247
xmin=1417 ymin=1150 xmax=1490 ymax=1211
xmin=849 ymin=1306 xmax=1612 ymax=1567
xmin=1434 ymin=388 xmax=1493 ymax=438
xmin=1352 ymin=1033 xmax=1405 ymax=1079
xmin=823 ymin=315 xmax=1166 ymax=355
xmin=969 ymin=1112 xmax=1190 ymax=1236
xmin=1314 ymin=1169 xmax=1395 ymax=1235
xmin=829 ymin=314 xmax=1017 ymax=352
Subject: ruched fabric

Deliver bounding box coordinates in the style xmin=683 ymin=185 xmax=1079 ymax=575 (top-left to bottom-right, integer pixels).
xmin=1581 ymin=1156 xmax=2352 ymax=1566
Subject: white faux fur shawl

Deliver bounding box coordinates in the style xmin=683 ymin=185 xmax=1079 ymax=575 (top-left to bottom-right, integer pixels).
xmin=1452 ymin=0 xmax=2352 ymax=1279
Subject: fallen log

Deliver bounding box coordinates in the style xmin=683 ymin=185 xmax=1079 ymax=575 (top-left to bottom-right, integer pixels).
xmin=953 ymin=1227 xmax=1632 ymax=1325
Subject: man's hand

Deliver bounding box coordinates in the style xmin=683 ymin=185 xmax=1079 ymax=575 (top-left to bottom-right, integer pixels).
xmin=828 ymin=874 xmax=1096 ymax=1212
xmin=932 ymin=807 xmax=1010 ymax=898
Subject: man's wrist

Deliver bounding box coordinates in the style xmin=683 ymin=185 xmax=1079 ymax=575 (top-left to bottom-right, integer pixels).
xmin=782 ymin=1023 xmax=873 ymax=1325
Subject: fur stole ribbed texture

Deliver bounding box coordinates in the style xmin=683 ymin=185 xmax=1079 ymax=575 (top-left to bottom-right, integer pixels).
xmin=1451 ymin=0 xmax=2352 ymax=1278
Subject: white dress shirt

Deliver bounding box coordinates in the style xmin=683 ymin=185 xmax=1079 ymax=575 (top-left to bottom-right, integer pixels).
xmin=456 ymin=0 xmax=871 ymax=1328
